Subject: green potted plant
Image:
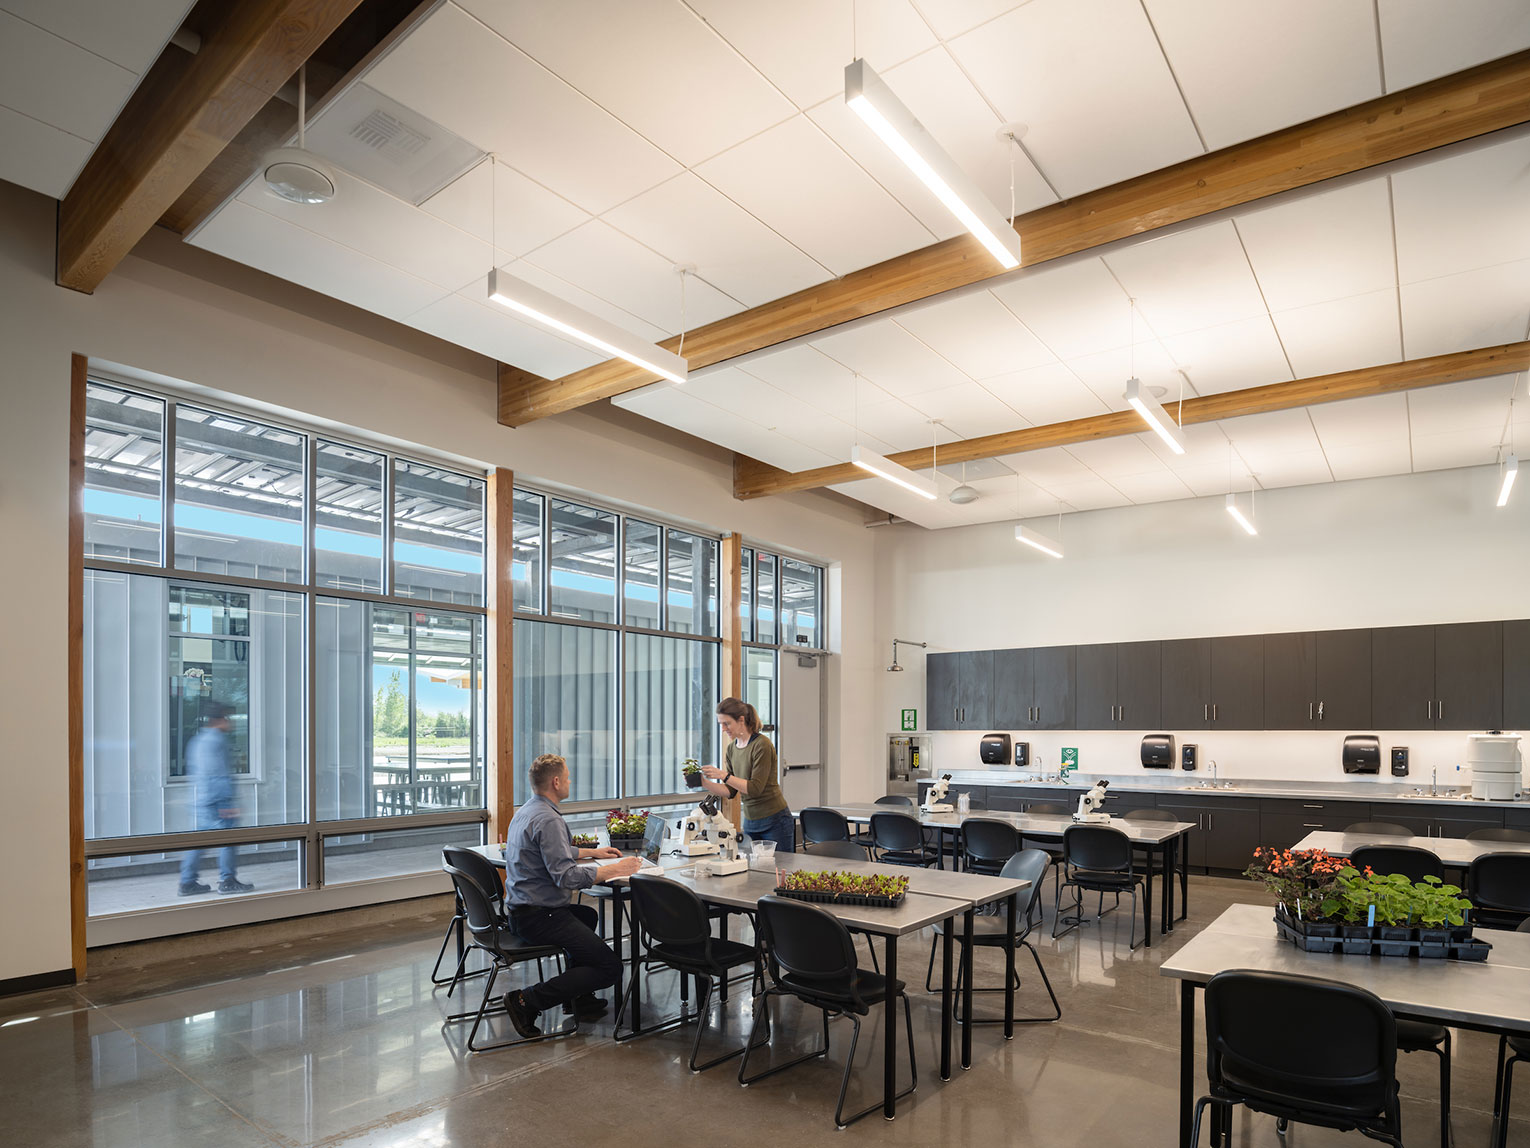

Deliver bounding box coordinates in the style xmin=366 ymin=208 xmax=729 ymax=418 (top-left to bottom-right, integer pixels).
xmin=774 ymin=869 xmax=909 ymax=907
xmin=682 ymin=757 xmax=704 ymax=789
xmin=571 ymin=832 xmax=599 ymax=849
xmin=605 ymin=809 xmax=650 ymax=850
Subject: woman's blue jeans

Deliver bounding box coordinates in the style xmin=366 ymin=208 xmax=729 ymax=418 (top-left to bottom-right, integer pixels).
xmin=742 ymin=808 xmax=796 ymax=854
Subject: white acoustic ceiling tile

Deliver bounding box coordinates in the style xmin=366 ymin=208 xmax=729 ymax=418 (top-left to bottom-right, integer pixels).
xmin=688 ymin=0 xmax=936 ymax=109
xmin=190 ymin=201 xmax=444 ymax=323
xmin=0 ymin=10 xmax=136 ymax=141
xmin=993 ymin=446 xmax=1096 ymax=486
xmin=807 ymin=47 xmax=1055 ymax=242
xmin=524 ymin=219 xmax=743 ymax=335
xmin=781 ymin=414 xmax=896 ymax=460
xmin=1064 ymin=436 xmax=1169 ymax=478
xmin=812 ymin=319 xmax=969 ymax=397
xmin=364 ymin=3 xmax=680 ymax=214
xmin=983 ymin=361 xmax=1112 ymax=425
xmin=1143 ymin=419 xmax=1235 ymax=468
xmin=1248 ymin=450 xmax=1334 ymax=487
xmin=947 ymin=0 xmax=1203 ymax=199
xmin=1110 ymin=469 xmax=1196 ymax=504
xmin=854 ymin=395 xmax=944 ymax=451
xmin=895 ymin=291 xmax=1055 ymax=380
xmin=1142 ymin=0 xmax=1379 ymax=150
xmin=695 ymin=114 xmax=934 ymax=276
xmin=1406 ymin=375 xmax=1519 ymax=435
xmin=1064 ymin=342 xmax=1186 ymax=410
xmin=733 ymin=346 xmax=868 ymax=417
xmin=914 ymin=0 xmax=1031 ymax=39
xmin=237 ymin=174 xmax=490 ymax=292
xmin=1409 ymin=429 xmax=1502 ymax=473
xmin=742 ymin=435 xmax=842 ymax=473
xmin=462 ymin=0 xmax=795 ymax=167
xmin=1326 ymin=440 xmax=1415 ymax=482
xmin=1 ymin=0 xmax=193 ymax=72
xmin=1163 ymin=316 xmax=1293 ymax=397
xmin=420 ymin=159 xmax=589 ymax=259
xmin=1391 ymin=135 xmax=1530 ymax=284
xmin=825 ymin=476 xmax=947 ymax=529
xmin=604 ymin=173 xmax=831 ymax=307
xmin=616 ymin=380 xmax=838 ymax=473
xmin=1103 ymin=221 xmax=1269 ymax=337
xmin=409 ymin=291 xmax=604 ymax=379
xmin=498 ymin=258 xmax=669 ymax=343
xmin=1235 ymin=177 xmax=1396 ymax=312
xmin=1399 ymin=260 xmax=1530 ymax=361
xmin=1271 ymin=290 xmax=1402 ymax=379
xmin=904 ymin=381 xmax=1029 ymax=441
xmin=989 ymin=258 xmax=1133 ymax=360
xmin=1377 ymin=0 xmax=1530 ymax=91
xmin=1308 ymin=393 xmax=1411 ymax=448
xmin=0 ymin=102 xmax=92 ymax=198
xmin=1036 ymin=477 xmax=1131 ymax=513
xmin=1220 ymin=407 xmax=1322 ymax=451
xmin=1166 ymin=460 xmax=1245 ymax=498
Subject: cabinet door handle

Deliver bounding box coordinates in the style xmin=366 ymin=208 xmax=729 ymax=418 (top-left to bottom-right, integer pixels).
xmin=1302 ymin=804 xmax=1323 ymax=809
xmin=1302 ymin=823 xmax=1324 ymax=829
xmin=1437 ymin=699 xmax=1444 ymax=722
xmin=1204 ymin=704 xmax=1209 ymax=721
xmin=1427 ymin=700 xmax=1432 ymax=720
xmin=1036 ymin=706 xmax=1041 ymax=723
xmin=1206 ymin=813 xmax=1213 ymax=831
xmin=1308 ymin=701 xmax=1313 ymax=721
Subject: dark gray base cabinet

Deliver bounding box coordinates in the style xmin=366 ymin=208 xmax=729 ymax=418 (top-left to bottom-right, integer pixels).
xmin=1153 ymin=798 xmax=1260 ymax=872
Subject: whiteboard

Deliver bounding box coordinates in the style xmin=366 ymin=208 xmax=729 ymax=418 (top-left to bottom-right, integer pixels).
xmin=779 ymin=654 xmax=822 ymax=767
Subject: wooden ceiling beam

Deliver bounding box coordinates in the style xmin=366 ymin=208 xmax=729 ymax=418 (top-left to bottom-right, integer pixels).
xmin=56 ymin=0 xmax=365 ymax=294
xmin=499 ymin=48 xmax=1530 ymax=427
xmin=731 ymin=342 xmax=1530 ymax=500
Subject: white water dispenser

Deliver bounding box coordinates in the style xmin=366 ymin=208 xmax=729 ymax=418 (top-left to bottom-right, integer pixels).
xmin=1466 ymin=732 xmax=1523 ymax=801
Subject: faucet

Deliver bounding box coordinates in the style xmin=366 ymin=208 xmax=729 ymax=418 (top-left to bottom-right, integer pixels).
xmin=1430 ymin=765 xmax=1437 ymax=797
xmin=1210 ymin=760 xmax=1218 ymax=786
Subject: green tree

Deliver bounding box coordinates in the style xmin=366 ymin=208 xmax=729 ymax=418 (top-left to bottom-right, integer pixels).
xmin=435 ymin=711 xmax=452 ymax=739
xmin=373 ymin=671 xmax=407 ymax=737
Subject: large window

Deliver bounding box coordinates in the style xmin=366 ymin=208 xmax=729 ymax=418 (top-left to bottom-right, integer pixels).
xmin=82 ymin=380 xmax=488 ymax=921
xmin=740 ymin=547 xmax=825 ymax=651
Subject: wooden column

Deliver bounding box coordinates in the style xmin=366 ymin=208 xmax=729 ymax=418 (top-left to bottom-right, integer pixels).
xmin=485 ymin=468 xmax=515 ymax=841
xmin=67 ymin=354 xmax=87 ymax=979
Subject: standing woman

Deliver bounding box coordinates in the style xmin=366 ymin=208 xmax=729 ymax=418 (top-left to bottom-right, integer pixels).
xmin=699 ymin=697 xmax=794 ymax=854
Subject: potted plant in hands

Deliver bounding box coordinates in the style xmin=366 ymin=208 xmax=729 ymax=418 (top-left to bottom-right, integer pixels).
xmin=571 ymin=833 xmax=599 ymax=849
xmin=606 ymin=809 xmax=650 ymax=851
xmin=682 ymin=757 xmax=704 ymax=789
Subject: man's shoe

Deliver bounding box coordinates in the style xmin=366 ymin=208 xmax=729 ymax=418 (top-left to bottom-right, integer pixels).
xmin=562 ymin=994 xmax=609 ymax=1021
xmin=178 ymin=881 xmax=212 ymax=896
xmin=502 ymin=990 xmax=542 ymax=1038
xmin=218 ymin=878 xmax=255 ymax=894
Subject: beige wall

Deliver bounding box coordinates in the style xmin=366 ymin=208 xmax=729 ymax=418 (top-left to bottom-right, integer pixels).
xmin=0 ymin=180 xmax=881 ymax=983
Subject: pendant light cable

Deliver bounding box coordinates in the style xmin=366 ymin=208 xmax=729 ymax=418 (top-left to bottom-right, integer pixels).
xmin=677 ymin=267 xmax=688 ymax=358
xmin=298 ymin=65 xmax=307 ymax=149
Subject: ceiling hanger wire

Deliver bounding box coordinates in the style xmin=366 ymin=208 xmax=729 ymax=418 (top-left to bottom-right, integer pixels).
xmin=298 ymin=64 xmax=307 ymax=150
xmin=677 ymin=267 xmax=688 ymax=358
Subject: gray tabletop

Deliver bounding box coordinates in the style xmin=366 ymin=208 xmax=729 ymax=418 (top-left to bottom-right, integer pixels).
xmin=1293 ymin=830 xmax=1530 ymax=867
xmin=830 ymin=803 xmax=1194 ymax=845
xmin=1160 ymin=903 xmax=1530 ymax=1034
xmin=778 ymin=850 xmax=1030 ymax=904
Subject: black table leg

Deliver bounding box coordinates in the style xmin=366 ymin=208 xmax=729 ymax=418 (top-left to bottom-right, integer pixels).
xmin=1162 ymin=839 xmax=1175 ymax=933
xmin=1180 ymin=982 xmax=1196 ymax=1148
xmin=1003 ymin=891 xmax=1017 ymax=1039
xmin=1178 ymin=831 xmax=1190 ymax=922
xmin=1143 ymin=845 xmax=1154 ymax=949
xmin=961 ymin=907 xmax=975 ymax=1069
xmin=883 ymin=934 xmax=899 ymax=1120
xmin=940 ymin=915 xmax=954 ymax=1080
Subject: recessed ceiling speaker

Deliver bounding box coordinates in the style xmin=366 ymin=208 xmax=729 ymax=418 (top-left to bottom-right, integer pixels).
xmin=948 ymin=484 xmax=979 ymax=504
xmin=262 ymin=64 xmax=336 ymax=205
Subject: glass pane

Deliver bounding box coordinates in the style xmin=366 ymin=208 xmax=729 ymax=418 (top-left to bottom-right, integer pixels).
xmin=755 ymin=551 xmax=778 ymax=646
xmin=315 ymin=441 xmax=384 ymax=593
xmin=174 ymin=406 xmax=305 ymax=582
xmin=548 ymin=498 xmax=617 ymax=622
xmin=323 ymin=823 xmax=483 ymax=884
xmin=623 ymin=520 xmax=661 ymax=630
xmin=413 ymin=611 xmax=479 ymax=813
xmin=512 ymin=489 xmax=544 ymax=612
xmin=514 ymin=620 xmax=617 ymax=804
xmin=84 ymin=383 xmax=163 ymax=566
xmin=87 ymin=840 xmax=303 ymax=914
xmin=739 ymin=548 xmax=753 ymax=643
xmin=315 ymin=597 xmax=370 ymax=822
xmin=779 ymin=558 xmax=822 ymax=648
xmin=392 ymin=460 xmax=485 ymax=606
xmin=624 ymin=634 xmax=718 ymax=797
xmin=85 ymin=572 xmax=306 ymax=840
xmin=665 ymin=530 xmax=717 ymax=636
xmin=745 ymin=647 xmax=777 ymax=733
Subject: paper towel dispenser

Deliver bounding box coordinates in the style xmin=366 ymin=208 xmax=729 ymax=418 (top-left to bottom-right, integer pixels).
xmin=1141 ymin=733 xmax=1174 ymax=768
xmin=979 ymin=733 xmax=1012 ymax=765
xmin=1342 ymin=735 xmax=1381 ymax=774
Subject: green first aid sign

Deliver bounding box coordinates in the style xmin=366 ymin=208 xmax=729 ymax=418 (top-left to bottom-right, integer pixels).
xmin=1061 ymin=747 xmax=1079 ymax=767
xmin=900 ymin=709 xmax=917 ymax=731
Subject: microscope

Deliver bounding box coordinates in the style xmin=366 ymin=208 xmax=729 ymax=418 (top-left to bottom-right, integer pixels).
xmin=922 ymin=773 xmax=954 ymax=813
xmin=1072 ymin=778 xmax=1112 ymax=823
xmin=675 ymin=793 xmax=748 ymax=875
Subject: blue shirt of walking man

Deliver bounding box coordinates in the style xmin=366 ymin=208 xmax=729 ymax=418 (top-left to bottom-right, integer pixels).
xmin=178 ymin=702 xmax=255 ymax=896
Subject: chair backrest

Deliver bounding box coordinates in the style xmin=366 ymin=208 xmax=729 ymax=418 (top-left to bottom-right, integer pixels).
xmin=1467 ymin=827 xmax=1530 ymax=843
xmin=628 ymin=874 xmax=712 ymax=950
xmin=799 ymin=806 xmax=851 ymax=844
xmin=870 ymin=810 xmax=925 ymax=852
xmin=1204 ymin=970 xmax=1397 ymax=1125
xmin=1002 ymin=848 xmax=1051 ymax=921
xmin=1467 ymin=852 xmax=1530 ymax=913
xmin=442 ymin=861 xmax=505 ymax=938
xmin=875 ymin=794 xmax=915 ymax=807
xmin=1349 ymin=844 xmax=1444 ymax=884
xmin=1121 ymin=808 xmax=1178 ymax=822
xmin=1024 ymin=803 xmax=1069 ymax=816
xmin=961 ymin=818 xmax=1021 ymax=870
xmin=1064 ymin=823 xmax=1133 ymax=873
xmin=443 ymin=846 xmax=503 ymax=907
xmin=1344 ymin=822 xmax=1413 ymax=836
xmin=756 ymin=894 xmax=864 ymax=1010
xmin=803 ymin=839 xmax=870 ymax=861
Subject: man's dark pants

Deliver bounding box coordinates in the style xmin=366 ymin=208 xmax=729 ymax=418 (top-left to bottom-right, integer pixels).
xmin=509 ymin=903 xmax=620 ymax=1012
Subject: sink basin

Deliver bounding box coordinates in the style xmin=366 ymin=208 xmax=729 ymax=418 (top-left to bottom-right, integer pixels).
xmin=1188 ymin=781 xmax=1239 ymax=790
xmin=1395 ymin=788 xmax=1461 ymax=799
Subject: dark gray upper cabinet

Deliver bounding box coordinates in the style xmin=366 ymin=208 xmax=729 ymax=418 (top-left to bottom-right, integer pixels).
xmin=990 ymin=647 xmax=1034 ymax=729
xmin=1073 ymin=644 xmax=1117 ymax=729
xmin=956 ymin=649 xmax=994 ymax=731
xmin=1032 ymin=645 xmax=1076 ymax=730
xmin=1371 ymin=626 xmax=1436 ymax=730
xmin=1434 ymin=621 xmax=1502 ymax=730
xmin=1506 ymin=620 xmax=1530 ymax=730
xmin=1209 ymin=635 xmax=1263 ymax=729
xmin=1264 ymin=630 xmax=1370 ymax=730
xmin=1263 ymin=631 xmax=1316 ymax=730
xmin=925 ymin=651 xmax=961 ymax=730
xmin=1074 ymin=641 xmax=1160 ymax=729
xmin=1161 ymin=638 xmax=1211 ymax=729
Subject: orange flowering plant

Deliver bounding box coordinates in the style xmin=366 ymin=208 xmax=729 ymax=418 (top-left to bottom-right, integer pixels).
xmin=1244 ymin=847 xmax=1356 ymax=921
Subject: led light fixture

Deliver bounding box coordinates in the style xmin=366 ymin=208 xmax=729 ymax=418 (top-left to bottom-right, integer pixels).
xmin=1013 ymin=524 xmax=1063 ymax=558
xmin=487 ymin=268 xmax=688 ymax=384
xmin=1225 ymin=493 xmax=1257 ymax=536
xmin=1498 ymin=454 xmax=1518 ymax=508
xmin=845 ymin=58 xmax=1021 ymax=271
xmin=850 ymin=444 xmax=938 ymax=500
xmin=1124 ymin=376 xmax=1187 ymax=455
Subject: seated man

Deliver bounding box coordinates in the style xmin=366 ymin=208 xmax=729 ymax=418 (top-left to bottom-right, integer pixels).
xmin=501 ymin=752 xmax=641 ymax=1037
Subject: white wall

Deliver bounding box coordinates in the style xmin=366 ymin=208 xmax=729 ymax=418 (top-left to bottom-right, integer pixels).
xmin=875 ymin=464 xmax=1530 ymax=786
xmin=0 ymin=180 xmax=881 ymax=983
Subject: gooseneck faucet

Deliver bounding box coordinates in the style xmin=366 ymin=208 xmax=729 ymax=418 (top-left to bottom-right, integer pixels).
xmin=1431 ymin=765 xmax=1437 ymax=797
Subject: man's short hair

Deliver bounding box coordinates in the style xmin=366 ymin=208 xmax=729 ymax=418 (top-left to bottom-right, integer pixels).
xmin=529 ymin=753 xmax=567 ymax=792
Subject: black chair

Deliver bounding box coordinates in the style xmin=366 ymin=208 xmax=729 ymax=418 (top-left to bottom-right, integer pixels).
xmin=1491 ymin=918 xmax=1530 ymax=1148
xmin=1052 ymin=824 xmax=1147 ymax=951
xmin=870 ymin=810 xmax=940 ymax=867
xmin=1468 ymin=827 xmax=1530 ymax=843
xmin=1468 ymin=852 xmax=1530 ymax=926
xmin=1122 ymin=808 xmax=1179 ymax=822
xmin=1395 ymin=1018 xmax=1452 ymax=1148
xmin=1022 ymin=803 xmax=1070 ymax=899
xmin=1350 ymin=844 xmax=1445 ymax=884
xmin=960 ymin=817 xmax=1021 ymax=876
xmin=431 ymin=846 xmax=497 ymax=993
xmin=614 ymin=875 xmax=762 ymax=1071
xmin=1345 ymin=822 xmax=1415 ymax=836
xmin=924 ymin=849 xmax=1060 ymax=1025
xmin=874 ymin=794 xmax=915 ymax=807
xmin=441 ymin=855 xmax=571 ymax=1052
xmin=799 ymin=807 xmax=852 ymax=845
xmin=740 ymin=895 xmax=916 ymax=1129
xmin=1192 ymin=970 xmax=1403 ymax=1147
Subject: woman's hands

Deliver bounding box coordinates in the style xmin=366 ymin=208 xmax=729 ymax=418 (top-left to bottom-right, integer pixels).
xmin=700 ymin=765 xmax=728 ymax=781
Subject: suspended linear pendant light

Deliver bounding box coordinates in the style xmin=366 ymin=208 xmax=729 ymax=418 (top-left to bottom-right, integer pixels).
xmin=263 ymin=65 xmax=337 ymax=204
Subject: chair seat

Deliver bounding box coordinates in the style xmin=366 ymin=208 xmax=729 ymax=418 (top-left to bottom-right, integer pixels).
xmin=879 ymin=849 xmax=939 ymax=866
xmin=1068 ymin=868 xmax=1143 ymax=889
xmin=779 ymin=969 xmax=904 ymax=1013
xmin=1395 ymin=1019 xmax=1447 ymax=1049
xmin=649 ymin=937 xmax=759 ymax=972
xmin=482 ymin=927 xmax=563 ymax=960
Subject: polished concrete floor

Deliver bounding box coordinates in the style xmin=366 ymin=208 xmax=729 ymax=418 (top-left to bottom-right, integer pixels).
xmin=2 ymin=875 xmax=1525 ymax=1147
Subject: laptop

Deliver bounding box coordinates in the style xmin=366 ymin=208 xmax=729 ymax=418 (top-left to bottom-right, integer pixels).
xmin=641 ymin=814 xmax=669 ymax=865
